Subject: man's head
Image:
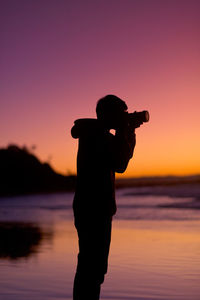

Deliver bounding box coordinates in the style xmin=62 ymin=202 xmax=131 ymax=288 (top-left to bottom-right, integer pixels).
xmin=96 ymin=95 xmax=128 ymax=129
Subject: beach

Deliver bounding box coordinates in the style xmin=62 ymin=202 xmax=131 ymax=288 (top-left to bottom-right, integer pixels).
xmin=0 ymin=187 xmax=200 ymax=300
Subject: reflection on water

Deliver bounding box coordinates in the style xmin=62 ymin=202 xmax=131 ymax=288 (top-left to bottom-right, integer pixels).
xmin=0 ymin=222 xmax=53 ymax=260
xmin=105 ymin=220 xmax=200 ymax=300
xmin=0 ymin=191 xmax=200 ymax=300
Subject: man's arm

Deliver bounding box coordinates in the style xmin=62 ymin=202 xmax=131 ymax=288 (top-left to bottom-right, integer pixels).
xmin=108 ymin=125 xmax=136 ymax=173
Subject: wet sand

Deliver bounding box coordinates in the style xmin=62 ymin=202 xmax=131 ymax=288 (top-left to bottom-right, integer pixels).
xmin=0 ymin=190 xmax=200 ymax=299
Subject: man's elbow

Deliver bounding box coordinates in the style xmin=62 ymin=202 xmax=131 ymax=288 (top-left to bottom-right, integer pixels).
xmin=114 ymin=164 xmax=128 ymax=173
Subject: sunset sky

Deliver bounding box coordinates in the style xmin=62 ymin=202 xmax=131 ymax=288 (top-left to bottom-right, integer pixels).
xmin=1 ymin=0 xmax=200 ymax=177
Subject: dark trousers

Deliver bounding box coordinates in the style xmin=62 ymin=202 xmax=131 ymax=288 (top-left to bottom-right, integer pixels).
xmin=73 ymin=217 xmax=112 ymax=300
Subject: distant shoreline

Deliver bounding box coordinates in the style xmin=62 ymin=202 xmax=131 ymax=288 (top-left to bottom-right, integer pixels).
xmin=116 ymin=174 xmax=200 ymax=188
xmin=1 ymin=144 xmax=199 ymax=198
xmin=1 ymin=174 xmax=200 ymax=198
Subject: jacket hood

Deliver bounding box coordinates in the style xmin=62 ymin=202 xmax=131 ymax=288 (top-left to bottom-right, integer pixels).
xmin=71 ymin=118 xmax=106 ymax=139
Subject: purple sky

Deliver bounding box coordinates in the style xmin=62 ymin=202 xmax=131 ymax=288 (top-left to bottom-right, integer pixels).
xmin=1 ymin=0 xmax=200 ymax=176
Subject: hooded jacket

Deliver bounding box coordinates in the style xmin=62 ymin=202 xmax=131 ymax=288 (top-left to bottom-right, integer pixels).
xmin=71 ymin=118 xmax=136 ymax=221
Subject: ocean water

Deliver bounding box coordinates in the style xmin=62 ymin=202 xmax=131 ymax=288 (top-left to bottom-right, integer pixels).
xmin=0 ymin=186 xmax=200 ymax=300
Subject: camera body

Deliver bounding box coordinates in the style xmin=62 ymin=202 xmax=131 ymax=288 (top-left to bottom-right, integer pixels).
xmin=127 ymin=110 xmax=149 ymax=128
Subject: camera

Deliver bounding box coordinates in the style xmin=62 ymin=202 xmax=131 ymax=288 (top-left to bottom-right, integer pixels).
xmin=127 ymin=110 xmax=150 ymax=128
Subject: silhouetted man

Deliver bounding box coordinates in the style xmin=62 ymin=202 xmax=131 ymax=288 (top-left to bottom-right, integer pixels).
xmin=71 ymin=95 xmax=136 ymax=300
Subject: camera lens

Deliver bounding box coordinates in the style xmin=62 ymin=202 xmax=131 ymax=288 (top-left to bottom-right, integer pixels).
xmin=144 ymin=111 xmax=149 ymax=122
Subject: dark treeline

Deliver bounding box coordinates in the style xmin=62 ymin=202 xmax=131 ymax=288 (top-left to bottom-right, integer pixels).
xmin=0 ymin=144 xmax=76 ymax=197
